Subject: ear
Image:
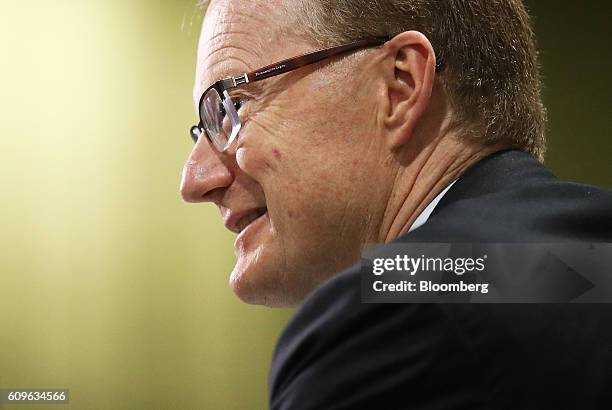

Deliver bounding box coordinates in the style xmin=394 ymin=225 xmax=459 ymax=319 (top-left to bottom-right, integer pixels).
xmin=383 ymin=31 xmax=437 ymax=150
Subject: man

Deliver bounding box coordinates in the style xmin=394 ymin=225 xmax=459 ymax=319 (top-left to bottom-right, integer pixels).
xmin=181 ymin=0 xmax=612 ymax=408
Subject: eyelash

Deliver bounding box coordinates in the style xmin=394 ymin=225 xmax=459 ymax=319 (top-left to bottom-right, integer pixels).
xmin=233 ymin=98 xmax=245 ymax=111
xmin=218 ymin=97 xmax=248 ymax=118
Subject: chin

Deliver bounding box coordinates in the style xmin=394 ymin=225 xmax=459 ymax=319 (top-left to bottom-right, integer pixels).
xmin=228 ymin=258 xmax=307 ymax=308
xmin=229 ymin=261 xmax=285 ymax=307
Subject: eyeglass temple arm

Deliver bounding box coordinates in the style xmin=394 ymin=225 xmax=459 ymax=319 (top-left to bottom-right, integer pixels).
xmin=235 ymin=37 xmax=391 ymax=85
xmin=219 ymin=35 xmax=442 ymax=90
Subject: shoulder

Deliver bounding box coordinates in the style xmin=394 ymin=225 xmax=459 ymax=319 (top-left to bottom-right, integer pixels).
xmin=271 ymin=248 xmax=612 ymax=409
xmin=409 ymin=150 xmax=612 ymax=242
xmin=269 ymin=261 xmax=490 ymax=409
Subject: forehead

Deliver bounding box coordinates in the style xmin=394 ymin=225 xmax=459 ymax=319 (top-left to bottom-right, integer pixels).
xmin=194 ymin=0 xmax=294 ymax=99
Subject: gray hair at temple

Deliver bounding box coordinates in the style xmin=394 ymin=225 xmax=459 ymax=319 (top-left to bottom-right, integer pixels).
xmin=198 ymin=0 xmax=547 ymax=161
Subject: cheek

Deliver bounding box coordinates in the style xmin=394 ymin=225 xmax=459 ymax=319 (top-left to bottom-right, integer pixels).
xmin=234 ymin=117 xmax=292 ymax=177
xmin=235 ymin=146 xmax=276 ymax=178
xmin=272 ymin=168 xmax=344 ymax=231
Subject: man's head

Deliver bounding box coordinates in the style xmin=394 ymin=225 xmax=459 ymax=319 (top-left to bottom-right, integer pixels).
xmin=181 ymin=0 xmax=546 ymax=307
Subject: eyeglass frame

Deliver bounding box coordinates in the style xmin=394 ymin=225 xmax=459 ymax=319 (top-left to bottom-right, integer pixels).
xmin=190 ymin=35 xmax=443 ymax=150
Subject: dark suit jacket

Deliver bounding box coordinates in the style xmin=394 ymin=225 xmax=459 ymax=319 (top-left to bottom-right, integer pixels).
xmin=269 ymin=150 xmax=612 ymax=410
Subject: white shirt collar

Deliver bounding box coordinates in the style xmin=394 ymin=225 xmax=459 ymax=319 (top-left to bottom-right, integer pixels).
xmin=407 ymin=180 xmax=457 ymax=233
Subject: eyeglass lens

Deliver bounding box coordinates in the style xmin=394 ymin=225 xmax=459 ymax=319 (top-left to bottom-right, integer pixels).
xmin=197 ymin=88 xmax=241 ymax=151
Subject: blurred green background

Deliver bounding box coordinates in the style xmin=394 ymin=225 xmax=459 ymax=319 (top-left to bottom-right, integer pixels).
xmin=0 ymin=1 xmax=609 ymax=409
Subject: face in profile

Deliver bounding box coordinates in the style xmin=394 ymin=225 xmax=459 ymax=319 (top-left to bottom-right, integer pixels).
xmin=181 ymin=0 xmax=390 ymax=307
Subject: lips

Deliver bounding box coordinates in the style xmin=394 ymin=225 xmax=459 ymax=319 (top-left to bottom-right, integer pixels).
xmin=236 ymin=207 xmax=267 ymax=233
xmin=224 ymin=207 xmax=268 ymax=234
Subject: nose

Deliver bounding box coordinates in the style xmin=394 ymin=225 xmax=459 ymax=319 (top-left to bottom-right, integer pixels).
xmin=180 ymin=137 xmax=233 ymax=203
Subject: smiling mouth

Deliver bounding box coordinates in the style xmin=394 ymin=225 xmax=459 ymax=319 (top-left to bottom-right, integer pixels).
xmin=236 ymin=207 xmax=268 ymax=233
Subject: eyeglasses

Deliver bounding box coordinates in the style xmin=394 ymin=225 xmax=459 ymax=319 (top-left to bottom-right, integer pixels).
xmin=189 ymin=37 xmax=391 ymax=151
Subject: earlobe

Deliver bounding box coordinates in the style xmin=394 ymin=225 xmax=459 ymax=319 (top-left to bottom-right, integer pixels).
xmin=383 ymin=31 xmax=437 ymax=150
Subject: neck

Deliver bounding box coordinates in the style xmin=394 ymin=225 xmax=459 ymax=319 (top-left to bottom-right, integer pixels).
xmin=378 ymin=133 xmax=503 ymax=243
